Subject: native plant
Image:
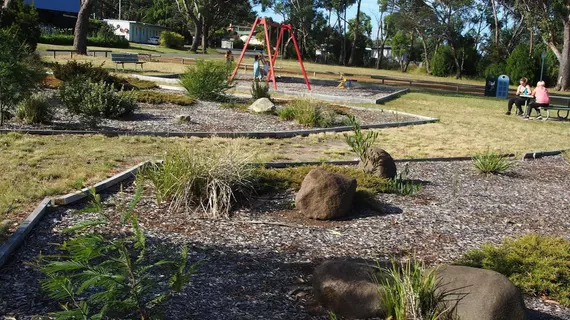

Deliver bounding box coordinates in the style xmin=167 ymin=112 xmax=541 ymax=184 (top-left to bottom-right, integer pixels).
xmin=0 ymin=29 xmax=45 ymax=126
xmin=344 ymin=114 xmax=379 ymax=162
xmin=140 ymin=140 xmax=258 ymax=219
xmin=386 ymin=164 xmax=422 ymax=196
xmin=375 ymin=258 xmax=456 ymax=320
xmin=251 ymin=80 xmax=271 ymax=99
xmin=16 ymin=91 xmax=55 ymax=124
xmin=180 ymin=60 xmax=233 ymax=101
xmin=38 ymin=187 xmax=198 ymax=319
xmin=277 ymin=100 xmax=335 ymax=127
xmin=472 ymin=151 xmax=514 ymax=175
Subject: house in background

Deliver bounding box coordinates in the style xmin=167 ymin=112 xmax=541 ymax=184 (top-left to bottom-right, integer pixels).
xmin=103 ymin=19 xmax=166 ymax=44
xmin=23 ymin=0 xmax=79 ymax=28
xmin=226 ymin=24 xmax=263 ymax=46
xmin=368 ymin=46 xmax=395 ymax=60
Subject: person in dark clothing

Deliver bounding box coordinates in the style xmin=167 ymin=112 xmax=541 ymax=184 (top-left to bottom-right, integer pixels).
xmin=506 ymin=77 xmax=531 ymax=116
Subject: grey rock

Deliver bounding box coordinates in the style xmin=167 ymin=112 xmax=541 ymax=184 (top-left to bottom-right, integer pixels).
xmin=248 ymin=98 xmax=275 ymax=113
xmin=295 ymin=168 xmax=356 ymax=220
xmin=177 ymin=115 xmax=192 ymax=122
xmin=437 ymin=265 xmax=527 ymax=320
xmin=362 ymin=148 xmax=397 ymax=179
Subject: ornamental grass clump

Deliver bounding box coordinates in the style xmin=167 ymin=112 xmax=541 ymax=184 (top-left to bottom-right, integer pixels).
xmin=459 ymin=233 xmax=570 ymax=306
xmin=140 ymin=140 xmax=258 ymax=219
xmin=375 ymin=258 xmax=456 ymax=320
xmin=472 ymin=151 xmax=514 ymax=174
xmin=16 ymin=91 xmax=55 ymax=124
xmin=251 ymin=80 xmax=271 ymax=99
xmin=277 ymin=99 xmax=335 ymax=127
xmin=180 ymin=60 xmax=233 ymax=101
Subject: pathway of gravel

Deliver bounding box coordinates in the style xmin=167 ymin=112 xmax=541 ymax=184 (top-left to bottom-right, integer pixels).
xmin=4 ymin=99 xmax=416 ymax=133
xmin=1 ymin=156 xmax=569 ymax=319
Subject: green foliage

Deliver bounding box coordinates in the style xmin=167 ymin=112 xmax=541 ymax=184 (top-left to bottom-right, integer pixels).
xmin=180 ymin=60 xmax=233 ymax=101
xmin=0 ymin=0 xmax=40 ymax=51
xmin=431 ymin=45 xmax=455 ymax=77
xmin=375 ymin=259 xmax=455 ymax=320
xmin=220 ymin=101 xmax=249 ymax=110
xmin=251 ymin=80 xmax=271 ymax=99
xmin=277 ymin=100 xmax=337 ymax=127
xmin=506 ymin=44 xmax=536 ymax=85
xmin=59 ymin=77 xmax=136 ymax=127
xmin=139 ymin=141 xmax=258 ymax=219
xmin=385 ymin=164 xmax=422 ymax=196
xmin=0 ymin=29 xmax=45 ymax=126
xmin=472 ymin=152 xmax=514 ymax=175
xmin=38 ymin=187 xmax=198 ymax=319
xmin=159 ymin=31 xmax=185 ymax=49
xmin=124 ymin=77 xmax=158 ymax=90
xmin=39 ymin=34 xmax=130 ymax=48
xmin=130 ymin=91 xmax=196 ymax=106
xmin=343 ymin=114 xmax=379 ymax=162
xmin=484 ymin=62 xmax=506 ymax=78
xmin=52 ymin=61 xmax=110 ymax=84
xmin=16 ymin=91 xmax=54 ymax=124
xmin=460 ymin=234 xmax=570 ymax=306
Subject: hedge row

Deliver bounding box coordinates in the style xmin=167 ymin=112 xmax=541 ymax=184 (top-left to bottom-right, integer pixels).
xmin=40 ymin=34 xmax=129 ymax=49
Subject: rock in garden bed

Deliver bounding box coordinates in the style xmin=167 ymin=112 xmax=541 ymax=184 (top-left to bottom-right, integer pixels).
xmin=1 ymin=156 xmax=570 ymax=318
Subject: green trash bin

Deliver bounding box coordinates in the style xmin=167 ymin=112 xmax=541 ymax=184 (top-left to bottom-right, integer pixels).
xmin=484 ymin=75 xmax=497 ymax=97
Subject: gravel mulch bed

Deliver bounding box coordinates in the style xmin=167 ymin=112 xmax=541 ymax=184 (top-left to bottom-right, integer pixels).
xmin=1 ymin=156 xmax=570 ymax=319
xmin=4 ymin=97 xmax=416 ymax=133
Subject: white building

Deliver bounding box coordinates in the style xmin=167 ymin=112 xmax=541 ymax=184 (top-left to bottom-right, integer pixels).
xmin=368 ymin=46 xmax=394 ymax=60
xmin=103 ymin=19 xmax=166 ymax=44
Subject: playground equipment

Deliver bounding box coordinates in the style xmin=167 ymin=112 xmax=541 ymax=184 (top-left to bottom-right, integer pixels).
xmin=229 ymin=17 xmax=311 ymax=91
xmin=337 ymin=74 xmax=356 ymax=89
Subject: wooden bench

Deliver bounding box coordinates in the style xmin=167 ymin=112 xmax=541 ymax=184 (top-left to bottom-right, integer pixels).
xmin=181 ymin=57 xmax=195 ymax=64
xmin=47 ymin=49 xmax=77 ymax=58
xmin=111 ymin=53 xmax=145 ymax=71
xmin=89 ymin=50 xmax=113 ymax=57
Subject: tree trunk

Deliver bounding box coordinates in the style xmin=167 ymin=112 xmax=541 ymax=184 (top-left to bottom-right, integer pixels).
xmin=201 ymin=19 xmax=208 ymax=54
xmin=449 ymin=45 xmax=462 ymax=79
xmin=191 ymin=23 xmax=201 ymax=52
xmin=348 ymin=0 xmax=362 ymax=66
xmin=529 ymin=28 xmax=534 ymax=57
xmin=491 ymin=0 xmax=499 ymax=51
xmin=416 ymin=28 xmax=431 ymax=74
xmin=556 ymin=20 xmax=570 ymax=90
xmin=2 ymin=0 xmax=12 ymax=9
xmin=73 ymin=0 xmax=95 ymax=55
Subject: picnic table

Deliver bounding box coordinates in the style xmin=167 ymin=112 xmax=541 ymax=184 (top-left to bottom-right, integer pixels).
xmin=520 ymin=94 xmax=535 ymax=116
xmin=89 ymin=50 xmax=113 ymax=57
xmin=46 ymin=49 xmax=76 ymax=58
xmin=519 ymin=94 xmax=570 ymax=120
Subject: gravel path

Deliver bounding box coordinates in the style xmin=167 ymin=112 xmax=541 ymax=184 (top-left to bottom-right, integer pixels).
xmin=4 ymin=99 xmax=416 ymax=133
xmin=1 ymin=156 xmax=570 ymax=319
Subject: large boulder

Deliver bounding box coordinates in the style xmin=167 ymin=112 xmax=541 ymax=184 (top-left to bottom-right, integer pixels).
xmin=437 ymin=265 xmax=527 ymax=320
xmin=248 ymin=98 xmax=275 ymax=113
xmin=362 ymin=148 xmax=397 ymax=179
xmin=295 ymin=168 xmax=357 ymax=220
xmin=313 ymin=260 xmax=386 ymax=319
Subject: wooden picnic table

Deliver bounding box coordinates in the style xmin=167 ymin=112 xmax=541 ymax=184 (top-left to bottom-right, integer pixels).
xmin=89 ymin=50 xmax=113 ymax=57
xmin=46 ymin=49 xmax=77 ymax=58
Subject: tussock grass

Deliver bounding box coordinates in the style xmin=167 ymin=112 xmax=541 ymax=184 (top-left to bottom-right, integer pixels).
xmin=472 ymin=152 xmax=514 ymax=174
xmin=130 ymin=90 xmax=195 ymax=106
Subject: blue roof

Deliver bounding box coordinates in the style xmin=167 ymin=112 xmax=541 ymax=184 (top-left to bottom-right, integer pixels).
xmin=24 ymin=0 xmax=79 ymax=13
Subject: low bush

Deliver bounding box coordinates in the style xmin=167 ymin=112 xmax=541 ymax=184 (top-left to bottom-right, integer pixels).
xmin=506 ymin=44 xmax=536 ymax=85
xmin=180 ymin=60 xmax=233 ymax=101
xmin=472 ymin=152 xmax=514 ymax=175
xmin=459 ymin=234 xmax=570 ymax=306
xmin=344 ymin=114 xmax=379 ymax=162
xmin=38 ymin=187 xmax=197 ymax=319
xmin=130 ymin=91 xmax=195 ymax=106
xmin=159 ymin=31 xmax=185 ymax=49
xmin=59 ymin=77 xmax=136 ymax=127
xmin=124 ymin=77 xmax=158 ymax=90
xmin=277 ymin=100 xmax=336 ymax=128
xmin=139 ymin=140 xmax=258 ymax=219
xmin=251 ymin=80 xmax=270 ymax=99
xmin=431 ymin=45 xmax=455 ymax=77
xmin=52 ymin=60 xmax=110 ymax=83
xmin=39 ymin=34 xmax=129 ymax=48
xmin=16 ymin=92 xmax=55 ymax=124
xmin=376 ymin=259 xmax=455 ymax=320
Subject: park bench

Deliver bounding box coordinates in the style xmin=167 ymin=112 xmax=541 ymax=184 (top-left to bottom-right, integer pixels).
xmin=47 ymin=49 xmax=77 ymax=58
xmin=111 ymin=53 xmax=145 ymax=71
xmin=542 ymin=95 xmax=570 ymax=120
xmin=89 ymin=49 xmax=113 ymax=57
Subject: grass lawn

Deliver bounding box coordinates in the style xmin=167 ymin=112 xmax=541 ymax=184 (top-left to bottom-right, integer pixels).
xmin=1 ymin=91 xmax=569 ymax=230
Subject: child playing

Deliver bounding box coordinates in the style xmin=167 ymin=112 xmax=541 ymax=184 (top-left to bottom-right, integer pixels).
xmin=253 ymin=55 xmax=261 ymax=80
xmin=506 ymin=77 xmax=531 ymax=116
xmin=225 ymin=50 xmax=234 ymax=64
xmin=524 ymin=81 xmax=549 ymax=120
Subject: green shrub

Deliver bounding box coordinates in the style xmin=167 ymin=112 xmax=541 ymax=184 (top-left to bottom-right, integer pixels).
xmin=159 ymin=31 xmax=185 ymax=49
xmin=472 ymin=152 xmax=514 ymax=175
xmin=251 ymin=80 xmax=271 ymax=99
xmin=344 ymin=114 xmax=379 ymax=162
xmin=130 ymin=91 xmax=195 ymax=106
xmin=139 ymin=140 xmax=258 ymax=219
xmin=431 ymin=45 xmax=455 ymax=77
xmin=0 ymin=1 xmax=41 ymax=51
xmin=376 ymin=259 xmax=455 ymax=320
xmin=0 ymin=29 xmax=45 ymax=126
xmin=277 ymin=100 xmax=335 ymax=128
xmin=38 ymin=187 xmax=198 ymax=319
xmin=484 ymin=62 xmax=506 ymax=78
xmin=459 ymin=234 xmax=570 ymax=305
xmin=16 ymin=92 xmax=54 ymax=124
xmin=52 ymin=60 xmax=110 ymax=83
xmin=180 ymin=60 xmax=233 ymax=101
xmin=506 ymin=44 xmax=536 ymax=85
xmin=39 ymin=34 xmax=129 ymax=48
xmin=59 ymin=77 xmax=136 ymax=127
xmin=124 ymin=77 xmax=158 ymax=90
xmin=385 ymin=164 xmax=422 ymax=196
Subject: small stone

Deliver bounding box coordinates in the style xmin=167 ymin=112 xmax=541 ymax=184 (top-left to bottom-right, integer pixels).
xmin=177 ymin=115 xmax=192 ymax=122
xmin=248 ymin=98 xmax=275 ymax=113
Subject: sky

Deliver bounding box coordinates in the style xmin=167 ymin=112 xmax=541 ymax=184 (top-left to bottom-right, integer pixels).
xmin=252 ymin=0 xmax=382 ymax=39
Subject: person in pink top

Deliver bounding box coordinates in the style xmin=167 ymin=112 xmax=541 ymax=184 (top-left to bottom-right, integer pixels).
xmin=524 ymin=81 xmax=550 ymax=120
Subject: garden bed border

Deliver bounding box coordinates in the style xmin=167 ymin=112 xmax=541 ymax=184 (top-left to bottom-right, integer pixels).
xmin=1 ymin=148 xmax=567 ymax=268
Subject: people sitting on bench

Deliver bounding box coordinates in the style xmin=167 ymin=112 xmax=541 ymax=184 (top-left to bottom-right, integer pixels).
xmin=506 ymin=77 xmax=531 ymax=116
xmin=524 ymin=81 xmax=550 ymax=120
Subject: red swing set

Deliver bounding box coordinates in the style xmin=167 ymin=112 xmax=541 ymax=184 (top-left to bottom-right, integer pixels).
xmin=229 ymin=17 xmax=311 ymax=91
